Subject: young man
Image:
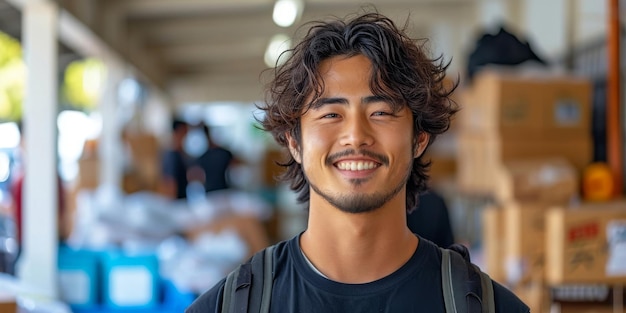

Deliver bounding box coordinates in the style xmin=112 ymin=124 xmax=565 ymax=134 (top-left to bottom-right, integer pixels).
xmin=187 ymin=11 xmax=528 ymax=312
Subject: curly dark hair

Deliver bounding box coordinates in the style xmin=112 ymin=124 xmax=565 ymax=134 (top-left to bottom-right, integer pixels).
xmin=257 ymin=10 xmax=458 ymax=212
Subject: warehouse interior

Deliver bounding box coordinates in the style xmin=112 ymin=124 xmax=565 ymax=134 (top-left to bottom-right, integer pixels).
xmin=0 ymin=0 xmax=623 ymax=312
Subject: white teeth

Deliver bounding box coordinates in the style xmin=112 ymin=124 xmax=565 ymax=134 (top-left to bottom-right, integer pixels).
xmin=337 ymin=161 xmax=376 ymax=171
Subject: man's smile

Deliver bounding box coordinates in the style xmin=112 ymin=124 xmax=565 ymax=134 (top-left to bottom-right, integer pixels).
xmin=336 ymin=160 xmax=379 ymax=171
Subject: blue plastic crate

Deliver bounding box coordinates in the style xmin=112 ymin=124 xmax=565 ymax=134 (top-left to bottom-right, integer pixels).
xmin=101 ymin=251 xmax=160 ymax=310
xmin=161 ymin=279 xmax=196 ymax=310
xmin=71 ymin=305 xmax=184 ymax=313
xmin=58 ymin=247 xmax=101 ymax=308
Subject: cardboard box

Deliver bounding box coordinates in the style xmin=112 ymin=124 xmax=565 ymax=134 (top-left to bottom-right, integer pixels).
xmin=456 ymin=132 xmax=493 ymax=195
xmin=513 ymin=283 xmax=551 ymax=313
xmin=482 ymin=206 xmax=506 ymax=282
xmin=77 ymin=157 xmax=100 ymax=190
xmin=495 ymin=158 xmax=579 ymax=205
xmin=460 ymin=72 xmax=543 ymax=138
xmin=497 ymin=135 xmax=592 ymax=172
xmin=504 ymin=202 xmax=547 ymax=285
xmin=0 ymin=292 xmax=17 ymax=313
xmin=460 ymin=70 xmax=591 ymax=140
xmin=545 ymin=201 xmax=626 ymax=284
xmin=457 ymin=131 xmax=591 ymax=195
xmin=123 ymin=132 xmax=159 ymax=160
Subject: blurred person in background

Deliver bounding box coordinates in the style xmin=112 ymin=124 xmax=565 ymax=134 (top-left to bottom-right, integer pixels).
xmin=160 ymin=119 xmax=190 ymax=199
xmin=187 ymin=10 xmax=527 ymax=313
xmin=186 ymin=123 xmax=237 ymax=194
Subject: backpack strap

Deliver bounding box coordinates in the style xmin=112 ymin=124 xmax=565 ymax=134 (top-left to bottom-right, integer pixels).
xmin=441 ymin=248 xmax=466 ymax=313
xmin=440 ymin=246 xmax=488 ymax=313
xmin=477 ymin=267 xmax=495 ymax=313
xmin=221 ymin=245 xmax=276 ymax=313
xmin=256 ymin=245 xmax=275 ymax=313
xmin=221 ymin=265 xmax=239 ymax=313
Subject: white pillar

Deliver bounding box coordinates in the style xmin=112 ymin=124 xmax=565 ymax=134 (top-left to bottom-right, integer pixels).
xmin=99 ymin=58 xmax=125 ymax=189
xmin=17 ymin=0 xmax=59 ymax=299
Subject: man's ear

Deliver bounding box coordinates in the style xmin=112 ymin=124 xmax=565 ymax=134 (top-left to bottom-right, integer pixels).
xmin=286 ymin=132 xmax=302 ymax=164
xmin=414 ymin=132 xmax=430 ymax=158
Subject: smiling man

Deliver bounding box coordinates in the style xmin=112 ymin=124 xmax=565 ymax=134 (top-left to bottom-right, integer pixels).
xmin=187 ymin=10 xmax=528 ymax=313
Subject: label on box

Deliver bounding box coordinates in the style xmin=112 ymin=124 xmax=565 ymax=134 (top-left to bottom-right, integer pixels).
xmin=109 ymin=266 xmax=153 ymax=306
xmin=552 ymin=285 xmax=610 ymax=302
xmin=566 ymin=221 xmax=601 ymax=274
xmin=505 ymin=257 xmax=525 ymax=285
xmin=502 ymin=100 xmax=528 ymax=124
xmin=59 ymin=270 xmax=90 ymax=304
xmin=554 ymin=99 xmax=581 ymax=126
xmin=606 ymin=220 xmax=626 ymax=276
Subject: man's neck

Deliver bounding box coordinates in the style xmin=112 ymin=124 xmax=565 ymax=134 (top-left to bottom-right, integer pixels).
xmin=300 ymin=195 xmax=418 ymax=284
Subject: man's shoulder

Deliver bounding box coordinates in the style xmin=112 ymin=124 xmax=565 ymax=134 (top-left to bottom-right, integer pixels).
xmin=492 ymin=280 xmax=530 ymax=313
xmin=185 ymin=277 xmax=226 ymax=313
xmin=185 ymin=240 xmax=293 ymax=313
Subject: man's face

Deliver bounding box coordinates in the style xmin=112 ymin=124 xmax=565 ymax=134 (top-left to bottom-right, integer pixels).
xmin=287 ymin=54 xmax=421 ymax=214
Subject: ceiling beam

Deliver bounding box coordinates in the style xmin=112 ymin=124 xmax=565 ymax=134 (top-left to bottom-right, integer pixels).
xmin=158 ymin=37 xmax=268 ymax=66
xmin=114 ymin=0 xmax=271 ymax=19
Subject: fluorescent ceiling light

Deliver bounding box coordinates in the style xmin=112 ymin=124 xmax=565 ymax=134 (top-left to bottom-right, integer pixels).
xmin=264 ymin=34 xmax=292 ymax=68
xmin=273 ymin=0 xmax=303 ymax=28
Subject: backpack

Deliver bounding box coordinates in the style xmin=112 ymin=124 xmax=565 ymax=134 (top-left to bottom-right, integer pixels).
xmin=220 ymin=243 xmax=495 ymax=313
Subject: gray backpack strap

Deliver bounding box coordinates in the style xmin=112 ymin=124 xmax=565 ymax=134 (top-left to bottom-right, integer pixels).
xmin=221 ymin=245 xmax=276 ymax=313
xmin=221 ymin=265 xmax=240 ymax=313
xmin=441 ymin=246 xmax=488 ymax=313
xmin=441 ymin=248 xmax=465 ymax=313
xmin=259 ymin=245 xmax=275 ymax=313
xmin=441 ymin=249 xmax=455 ymax=313
xmin=478 ymin=269 xmax=495 ymax=313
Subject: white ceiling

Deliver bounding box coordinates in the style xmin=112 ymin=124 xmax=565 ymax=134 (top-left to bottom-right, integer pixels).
xmin=3 ymin=0 xmax=481 ymax=105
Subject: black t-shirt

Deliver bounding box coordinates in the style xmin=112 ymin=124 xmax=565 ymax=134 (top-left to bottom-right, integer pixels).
xmin=194 ymin=147 xmax=233 ymax=192
xmin=161 ymin=149 xmax=188 ymax=199
xmin=186 ymin=235 xmax=529 ymax=313
xmin=407 ymin=191 xmax=455 ymax=248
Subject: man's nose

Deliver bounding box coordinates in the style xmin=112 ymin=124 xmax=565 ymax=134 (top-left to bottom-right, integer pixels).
xmin=339 ymin=115 xmax=374 ymax=147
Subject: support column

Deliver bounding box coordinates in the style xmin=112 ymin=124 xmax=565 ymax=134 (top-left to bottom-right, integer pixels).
xmin=16 ymin=0 xmax=59 ymax=299
xmin=99 ymin=58 xmax=126 ymax=190
xmin=607 ymin=0 xmax=623 ymax=195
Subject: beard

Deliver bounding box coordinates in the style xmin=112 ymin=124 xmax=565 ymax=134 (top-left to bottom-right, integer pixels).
xmin=308 ymin=160 xmax=412 ymax=214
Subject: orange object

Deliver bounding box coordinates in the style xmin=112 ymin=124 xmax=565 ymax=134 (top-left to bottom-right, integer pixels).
xmin=582 ymin=163 xmax=614 ymax=201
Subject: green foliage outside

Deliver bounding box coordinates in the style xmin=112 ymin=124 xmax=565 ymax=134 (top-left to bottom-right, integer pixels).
xmin=0 ymin=30 xmax=106 ymax=122
xmin=62 ymin=58 xmax=105 ymax=112
xmin=0 ymin=32 xmax=25 ymax=122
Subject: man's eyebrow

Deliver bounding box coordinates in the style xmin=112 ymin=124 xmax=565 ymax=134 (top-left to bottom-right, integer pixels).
xmin=310 ymin=97 xmax=347 ymax=109
xmin=311 ymin=95 xmax=389 ymax=109
xmin=362 ymin=95 xmax=388 ymax=104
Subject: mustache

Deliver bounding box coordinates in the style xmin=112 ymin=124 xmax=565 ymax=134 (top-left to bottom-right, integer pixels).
xmin=325 ymin=149 xmax=389 ymax=167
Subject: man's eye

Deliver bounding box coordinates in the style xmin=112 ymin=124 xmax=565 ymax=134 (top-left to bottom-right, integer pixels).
xmin=372 ymin=111 xmax=391 ymax=116
xmin=322 ymin=113 xmax=339 ymax=118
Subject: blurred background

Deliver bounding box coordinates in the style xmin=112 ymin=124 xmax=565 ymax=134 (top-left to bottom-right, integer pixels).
xmin=0 ymin=0 xmax=623 ymax=312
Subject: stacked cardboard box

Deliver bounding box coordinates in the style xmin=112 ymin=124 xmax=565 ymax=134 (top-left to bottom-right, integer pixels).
xmin=545 ymin=201 xmax=626 ymax=285
xmin=480 ymin=158 xmax=581 ymax=313
xmin=463 ymin=70 xmax=601 ymax=312
xmin=484 ymin=199 xmax=626 ymax=312
xmin=457 ymin=70 xmax=593 ymax=196
xmin=122 ymin=131 xmax=161 ymax=193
